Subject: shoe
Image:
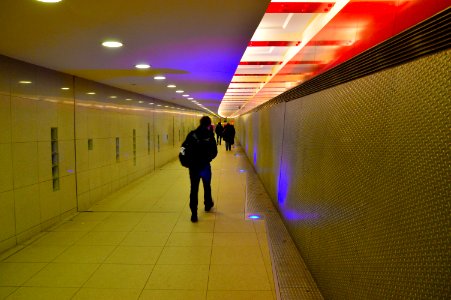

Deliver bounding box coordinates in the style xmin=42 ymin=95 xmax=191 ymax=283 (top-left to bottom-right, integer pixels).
xmin=205 ymin=202 xmax=214 ymax=212
xmin=191 ymin=214 xmax=198 ymax=222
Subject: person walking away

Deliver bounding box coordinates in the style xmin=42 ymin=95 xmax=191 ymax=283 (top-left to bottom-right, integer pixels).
xmin=223 ymin=122 xmax=236 ymax=151
xmin=181 ymin=116 xmax=217 ymax=222
xmin=215 ymin=121 xmax=223 ymax=145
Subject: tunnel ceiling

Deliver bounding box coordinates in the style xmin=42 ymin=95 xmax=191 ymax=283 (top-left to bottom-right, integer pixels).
xmin=0 ymin=0 xmax=447 ymax=117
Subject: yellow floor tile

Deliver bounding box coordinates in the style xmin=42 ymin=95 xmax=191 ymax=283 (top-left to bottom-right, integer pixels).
xmin=25 ymin=263 xmax=99 ymax=287
xmin=73 ymin=288 xmax=141 ymax=300
xmin=0 ymin=287 xmax=17 ymax=299
xmin=0 ymin=146 xmax=279 ymax=299
xmin=212 ymin=232 xmax=259 ymax=246
xmin=33 ymin=231 xmax=87 ymax=246
xmin=53 ymin=245 xmax=115 ymax=263
xmin=133 ymin=220 xmax=176 ymax=232
xmin=214 ymin=220 xmax=255 ymax=233
xmin=121 ymin=232 xmax=170 ymax=247
xmin=139 ymin=290 xmax=206 ymax=300
xmin=156 ymin=246 xmax=211 ymax=265
xmin=105 ymin=246 xmax=162 ymax=264
xmin=208 ymin=264 xmax=272 ymax=291
xmin=52 ymin=221 xmax=100 ymax=232
xmin=91 ymin=221 xmax=137 ymax=232
xmin=145 ymin=264 xmax=209 ymax=290
xmin=172 ymin=219 xmax=215 ymax=233
xmin=75 ymin=231 xmax=128 ymax=246
xmin=4 ymin=245 xmax=67 ymax=263
xmin=104 ymin=212 xmax=146 ymax=223
xmin=0 ymin=262 xmax=46 ymax=286
xmin=83 ymin=264 xmax=153 ymax=289
xmin=166 ymin=232 xmax=213 ymax=247
xmin=70 ymin=212 xmax=111 ymax=222
xmin=211 ymin=246 xmax=265 ymax=265
xmin=207 ymin=290 xmax=275 ymax=300
xmin=6 ymin=287 xmax=78 ymax=300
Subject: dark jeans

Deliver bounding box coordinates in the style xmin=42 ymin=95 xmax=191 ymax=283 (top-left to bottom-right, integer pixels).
xmin=216 ymin=134 xmax=222 ymax=145
xmin=225 ymin=141 xmax=232 ymax=151
xmin=189 ymin=164 xmax=213 ymax=214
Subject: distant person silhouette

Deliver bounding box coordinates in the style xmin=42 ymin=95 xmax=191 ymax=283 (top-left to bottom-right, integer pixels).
xmin=222 ymin=122 xmax=235 ymax=151
xmin=180 ymin=116 xmax=217 ymax=222
xmin=215 ymin=121 xmax=224 ymax=145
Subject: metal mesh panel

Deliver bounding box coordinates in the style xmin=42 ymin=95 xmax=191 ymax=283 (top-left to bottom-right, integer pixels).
xmin=239 ymin=50 xmax=451 ymax=299
xmin=254 ymin=103 xmax=286 ymax=201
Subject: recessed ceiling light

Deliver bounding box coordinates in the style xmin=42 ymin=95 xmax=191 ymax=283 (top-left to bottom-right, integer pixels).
xmin=154 ymin=76 xmax=166 ymax=80
xmin=125 ymin=98 xmax=132 ymax=101
xmin=19 ymin=81 xmax=32 ymax=84
xmin=87 ymin=92 xmax=95 ymax=95
xmin=188 ymin=97 xmax=193 ymax=100
xmin=149 ymin=103 xmax=154 ymax=105
xmin=102 ymin=41 xmax=123 ymax=48
xmin=61 ymin=87 xmax=70 ymax=90
xmin=167 ymin=84 xmax=176 ymax=88
xmin=135 ymin=64 xmax=150 ymax=69
xmin=138 ymin=101 xmax=144 ymax=104
xmin=182 ymin=95 xmax=189 ymax=97
xmin=37 ymin=0 xmax=62 ymax=3
xmin=157 ymin=104 xmax=162 ymax=107
xmin=175 ymin=90 xmax=184 ymax=93
xmin=109 ymin=95 xmax=117 ymax=99
xmin=164 ymin=106 xmax=169 ymax=108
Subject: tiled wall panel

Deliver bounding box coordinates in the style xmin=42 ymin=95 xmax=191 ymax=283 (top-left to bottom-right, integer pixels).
xmin=253 ymin=103 xmax=285 ymax=201
xmin=237 ymin=50 xmax=450 ymax=298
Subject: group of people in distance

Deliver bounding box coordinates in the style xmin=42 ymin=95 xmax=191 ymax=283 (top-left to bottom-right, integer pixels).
xmin=214 ymin=121 xmax=235 ymax=151
xmin=180 ymin=116 xmax=236 ymax=223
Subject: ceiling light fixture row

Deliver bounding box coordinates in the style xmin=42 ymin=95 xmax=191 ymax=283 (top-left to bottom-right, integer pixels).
xmin=99 ymin=31 xmax=204 ymax=114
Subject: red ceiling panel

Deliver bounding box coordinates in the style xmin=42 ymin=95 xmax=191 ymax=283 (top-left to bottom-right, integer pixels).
xmin=266 ymin=2 xmax=335 ymax=13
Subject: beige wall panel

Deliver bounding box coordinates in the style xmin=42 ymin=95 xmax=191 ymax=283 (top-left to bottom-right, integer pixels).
xmin=0 ymin=57 xmax=9 ymax=96
xmin=39 ymin=180 xmax=59 ymax=222
xmin=77 ymin=192 xmax=90 ymax=212
xmin=12 ymin=142 xmax=39 ymax=188
xmin=75 ymin=106 xmax=88 ymax=140
xmin=11 ymin=96 xmax=38 ymax=143
xmin=0 ymin=54 xmax=200 ymax=252
xmin=10 ymin=61 xmax=37 ymax=100
xmin=0 ymin=56 xmax=78 ymax=251
xmin=0 ymin=95 xmax=12 ymax=143
xmin=14 ymin=184 xmax=40 ymax=234
xmin=35 ymin=66 xmax=73 ymax=101
xmin=75 ymin=139 xmax=89 ymax=172
xmin=0 ymin=143 xmax=13 ymax=193
xmin=76 ymin=170 xmax=90 ymax=195
xmin=36 ymin=100 xmax=57 ymax=142
xmin=37 ymin=141 xmax=52 ymax=182
xmin=0 ymin=191 xmax=15 ymax=241
xmin=154 ymin=113 xmax=176 ymax=168
xmin=59 ymin=140 xmax=76 ymax=177
xmin=59 ymin=175 xmax=76 ymax=213
xmin=57 ymin=101 xmax=74 ymax=141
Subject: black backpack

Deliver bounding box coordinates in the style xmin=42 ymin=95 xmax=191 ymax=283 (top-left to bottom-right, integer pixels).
xmin=179 ymin=132 xmax=199 ymax=168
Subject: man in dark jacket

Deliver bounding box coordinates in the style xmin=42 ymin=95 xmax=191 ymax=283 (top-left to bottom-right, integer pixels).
xmin=214 ymin=121 xmax=223 ymax=145
xmin=222 ymin=122 xmax=236 ymax=151
xmin=182 ymin=116 xmax=217 ymax=222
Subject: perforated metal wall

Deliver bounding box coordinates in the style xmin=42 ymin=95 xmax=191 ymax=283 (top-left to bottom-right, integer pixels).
xmin=237 ymin=50 xmax=450 ymax=299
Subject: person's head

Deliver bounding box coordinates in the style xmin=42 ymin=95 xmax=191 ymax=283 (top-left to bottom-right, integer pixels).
xmin=199 ymin=116 xmax=212 ymax=128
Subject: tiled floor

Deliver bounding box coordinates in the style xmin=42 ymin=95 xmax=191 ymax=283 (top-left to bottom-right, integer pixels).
xmin=0 ymin=145 xmax=276 ymax=300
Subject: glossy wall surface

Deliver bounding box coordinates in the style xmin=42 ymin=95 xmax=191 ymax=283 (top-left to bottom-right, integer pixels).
xmin=0 ymin=55 xmax=199 ymax=253
xmin=236 ymin=50 xmax=450 ymax=298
